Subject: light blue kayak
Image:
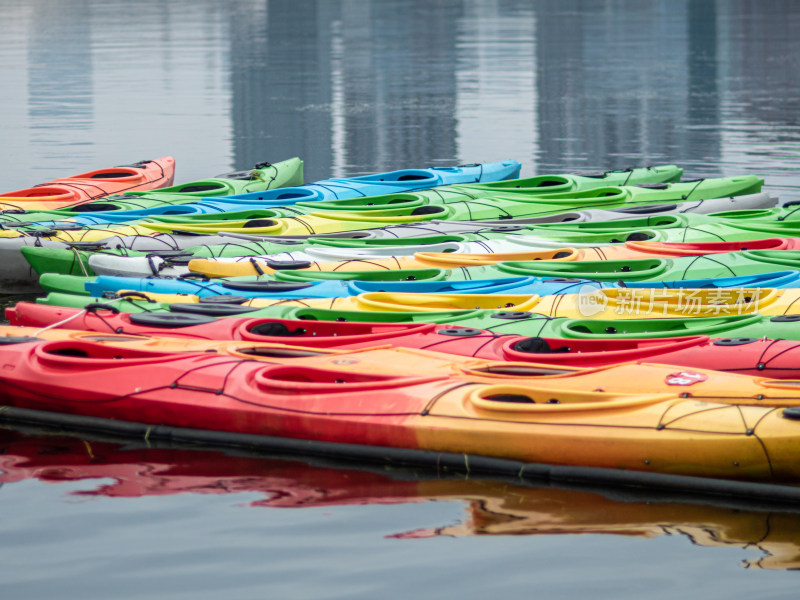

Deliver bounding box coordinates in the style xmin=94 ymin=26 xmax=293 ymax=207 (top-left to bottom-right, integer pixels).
xmin=80 ymin=274 xmax=606 ymax=299
xmin=73 ymin=269 xmax=800 ymax=300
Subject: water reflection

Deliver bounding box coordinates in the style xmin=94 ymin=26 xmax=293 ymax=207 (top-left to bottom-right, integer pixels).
xmin=2 ymin=427 xmax=799 ymax=570
xmin=3 ymin=0 xmax=800 ymax=194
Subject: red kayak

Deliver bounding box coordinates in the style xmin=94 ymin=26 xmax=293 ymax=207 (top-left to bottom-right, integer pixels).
xmin=8 ymin=301 xmax=800 ymax=378
xmin=623 ymin=237 xmax=800 ymax=255
xmin=0 ymin=157 xmax=175 ymax=209
xmin=502 ymin=335 xmax=800 ymax=378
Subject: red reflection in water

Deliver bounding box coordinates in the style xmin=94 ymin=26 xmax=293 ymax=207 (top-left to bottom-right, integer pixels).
xmin=1 ymin=428 xmax=799 ymax=570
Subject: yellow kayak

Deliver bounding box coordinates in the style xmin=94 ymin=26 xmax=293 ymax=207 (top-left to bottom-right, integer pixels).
xmin=0 ymin=223 xmax=154 ymax=242
xmin=141 ymin=210 xmax=446 ymax=236
xmin=98 ymin=287 xmax=788 ymax=319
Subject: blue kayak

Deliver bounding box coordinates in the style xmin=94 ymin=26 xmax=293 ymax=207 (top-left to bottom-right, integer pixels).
xmin=82 ymin=274 xmax=604 ymax=299
xmin=29 ymin=161 xmax=522 ymax=226
xmin=79 ymin=269 xmax=800 ymax=300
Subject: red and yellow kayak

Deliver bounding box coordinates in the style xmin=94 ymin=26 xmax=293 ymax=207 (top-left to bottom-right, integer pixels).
xmin=0 ymin=157 xmax=175 ymax=210
xmin=6 ymin=315 xmax=800 ymax=379
xmin=0 ymin=336 xmax=799 ymax=481
xmin=5 ymin=322 xmax=800 ymax=379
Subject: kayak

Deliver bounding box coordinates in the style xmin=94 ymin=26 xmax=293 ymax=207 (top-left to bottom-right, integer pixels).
xmin=8 ymin=159 xmax=518 ymax=225
xmin=20 ymin=232 xmax=800 ymax=285
xmin=238 ymin=287 xmax=792 ymax=319
xmin=0 ymin=157 xmax=176 ymax=211
xmin=38 ymin=267 xmax=800 ymax=300
xmin=0 ymin=336 xmax=798 ymax=481
xmin=136 ymin=176 xmax=765 ymax=236
xmin=277 ymin=175 xmax=761 ymax=214
xmin=457 ymin=250 xmax=800 ymax=282
xmin=42 ymin=286 xmax=800 ymax=319
xmin=351 ymin=192 xmax=779 ymax=236
xmin=2 ymin=322 xmax=800 ymax=387
xmin=23 ymin=234 xmax=796 ymax=282
xmin=183 ymin=240 xmax=800 ymax=278
xmin=18 ymin=283 xmax=799 ymax=321
xmin=6 ymin=316 xmax=800 ymax=381
xmin=505 ymin=211 xmax=800 ymax=244
xmin=10 ymin=298 xmax=800 ymax=340
xmin=59 ymin=273 xmax=606 ymax=299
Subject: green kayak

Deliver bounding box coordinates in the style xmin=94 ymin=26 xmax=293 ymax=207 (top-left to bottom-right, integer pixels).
xmin=31 ymin=292 xmax=800 ymax=341
xmin=143 ymin=176 xmax=764 ymax=231
xmin=36 ymin=249 xmax=800 ymax=295
xmin=22 ymin=228 xmax=672 ymax=278
xmin=275 ymin=175 xmax=761 ymax=215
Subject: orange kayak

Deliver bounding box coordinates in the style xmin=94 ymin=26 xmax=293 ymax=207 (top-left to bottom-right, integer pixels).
xmin=0 ymin=157 xmax=175 ymax=210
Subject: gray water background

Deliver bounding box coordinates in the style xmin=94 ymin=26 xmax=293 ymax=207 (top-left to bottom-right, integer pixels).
xmin=1 ymin=0 xmax=800 ymax=597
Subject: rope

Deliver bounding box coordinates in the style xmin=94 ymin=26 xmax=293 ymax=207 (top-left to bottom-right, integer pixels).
xmin=33 ymin=308 xmax=90 ymax=335
xmin=70 ymin=246 xmax=90 ymax=277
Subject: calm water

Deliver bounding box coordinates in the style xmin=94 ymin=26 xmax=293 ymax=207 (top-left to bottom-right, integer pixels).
xmin=2 ymin=0 xmax=800 ymax=596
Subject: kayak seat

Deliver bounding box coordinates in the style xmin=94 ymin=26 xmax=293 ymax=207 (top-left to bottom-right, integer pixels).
xmin=512 ymin=337 xmax=571 ymax=354
xmin=89 ymin=171 xmax=136 ymax=179
xmin=198 ymin=295 xmax=248 ymax=305
xmin=610 ymin=232 xmax=653 ymax=243
xmin=173 ymin=184 xmax=222 ymax=193
xmin=410 ymin=206 xmax=447 ymax=216
xmin=128 ymin=313 xmax=218 ymax=327
xmin=169 ymin=303 xmax=261 ymax=317
xmin=484 ymin=394 xmax=536 ymax=404
xmin=221 ymin=280 xmax=314 ymax=292
xmin=48 ymin=347 xmax=90 ymax=357
xmin=633 ymin=183 xmax=670 ymax=190
xmin=615 ymin=204 xmax=678 ymax=214
xmin=248 ymin=322 xmax=308 ymax=337
xmin=265 ymin=259 xmax=312 ymax=270
xmin=71 ymin=203 xmax=120 ymax=212
xmin=243 ymin=219 xmax=278 ymax=228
